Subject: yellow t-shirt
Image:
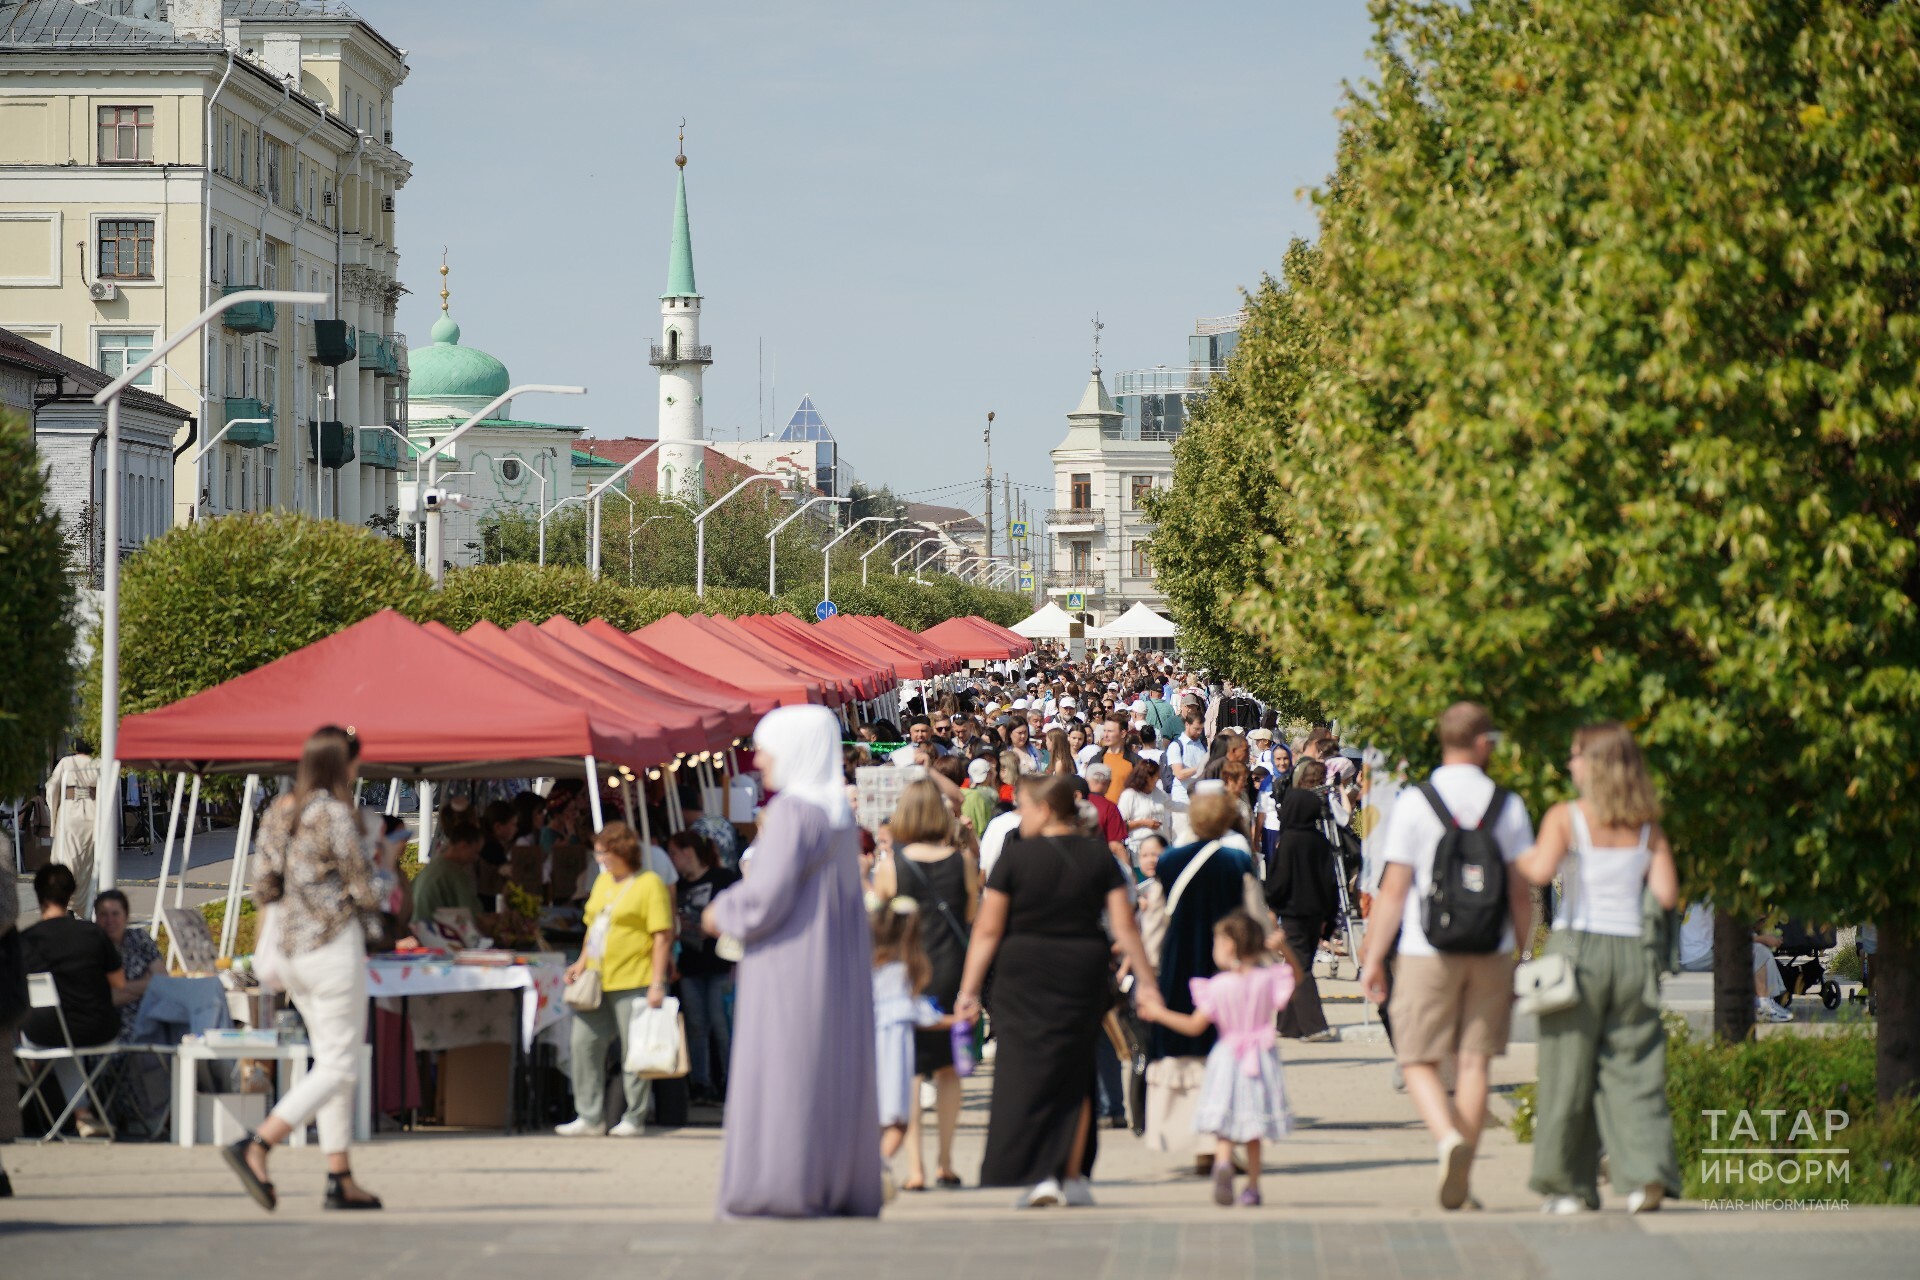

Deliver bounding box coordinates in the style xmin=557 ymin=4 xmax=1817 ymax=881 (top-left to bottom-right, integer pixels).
xmin=583 ymin=870 xmax=673 ymax=993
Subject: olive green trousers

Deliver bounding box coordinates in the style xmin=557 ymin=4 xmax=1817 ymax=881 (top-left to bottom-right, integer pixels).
xmin=1528 ymin=931 xmax=1681 ymax=1206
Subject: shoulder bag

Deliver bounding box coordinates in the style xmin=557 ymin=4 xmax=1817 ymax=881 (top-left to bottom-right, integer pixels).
xmin=1512 ymin=815 xmax=1582 ymax=1017
xmin=563 ymin=901 xmax=615 ymax=1012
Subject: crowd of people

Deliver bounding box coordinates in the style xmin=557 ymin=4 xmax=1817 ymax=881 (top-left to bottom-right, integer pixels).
xmin=1 ymin=640 xmax=1697 ymax=1222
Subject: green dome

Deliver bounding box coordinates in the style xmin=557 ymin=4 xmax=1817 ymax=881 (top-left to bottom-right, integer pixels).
xmin=407 ymin=312 xmax=510 ymax=400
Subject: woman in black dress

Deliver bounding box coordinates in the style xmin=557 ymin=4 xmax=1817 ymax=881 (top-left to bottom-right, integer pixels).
xmin=872 ymin=780 xmax=977 ymax=1190
xmin=956 ymin=774 xmax=1164 ymax=1209
xmin=1266 ymin=759 xmax=1336 ymax=1040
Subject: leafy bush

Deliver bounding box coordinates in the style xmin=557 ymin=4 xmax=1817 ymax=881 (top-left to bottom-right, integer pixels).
xmin=0 ymin=408 xmax=77 ymax=794
xmin=1829 ymin=943 xmax=1862 ymax=982
xmin=429 ymin=563 xmax=657 ymax=631
xmin=95 ymin=510 xmax=432 ymax=724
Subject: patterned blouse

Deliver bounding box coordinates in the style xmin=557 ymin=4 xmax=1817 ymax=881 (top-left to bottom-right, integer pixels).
xmin=118 ymin=926 xmax=162 ymax=1036
xmin=253 ymin=792 xmax=393 ymax=955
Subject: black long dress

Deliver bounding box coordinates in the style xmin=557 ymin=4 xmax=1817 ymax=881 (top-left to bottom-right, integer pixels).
xmin=978 ymin=834 xmax=1127 ymax=1187
xmin=1148 ymin=838 xmax=1257 ymax=1062
xmin=894 ymin=847 xmax=971 ymax=1075
xmin=1268 ymin=788 xmax=1335 ymax=1038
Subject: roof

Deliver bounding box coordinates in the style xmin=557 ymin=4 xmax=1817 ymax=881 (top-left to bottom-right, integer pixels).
xmin=407 ymin=314 xmax=510 ymax=400
xmin=779 ymin=395 xmax=834 ymax=442
xmin=0 ymin=1 xmax=401 ymax=61
xmin=1070 ymin=366 xmax=1120 ymax=418
xmin=575 ymin=437 xmax=771 ymax=496
xmin=664 ymin=167 xmax=698 ymax=299
xmin=902 ymin=501 xmax=983 ymax=535
xmin=0 ymin=326 xmax=192 ymax=419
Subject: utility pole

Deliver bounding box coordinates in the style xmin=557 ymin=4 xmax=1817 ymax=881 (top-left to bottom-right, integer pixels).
xmin=983 ymin=410 xmax=995 ymax=566
xmin=1003 ymin=473 xmax=1012 ymax=588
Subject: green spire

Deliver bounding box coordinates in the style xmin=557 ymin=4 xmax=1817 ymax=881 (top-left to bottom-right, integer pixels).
xmin=663 ymin=164 xmax=698 ymax=299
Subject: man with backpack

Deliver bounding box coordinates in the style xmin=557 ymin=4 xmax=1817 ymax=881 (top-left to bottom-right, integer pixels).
xmin=1360 ymin=702 xmax=1533 ymax=1211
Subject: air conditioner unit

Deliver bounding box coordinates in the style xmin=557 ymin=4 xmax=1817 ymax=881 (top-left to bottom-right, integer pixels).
xmin=383 ymin=130 xmax=392 ymax=145
xmin=380 ymin=195 xmax=395 ymax=213
xmin=323 ymin=190 xmax=335 ymax=206
xmin=88 ymin=280 xmax=119 ymax=302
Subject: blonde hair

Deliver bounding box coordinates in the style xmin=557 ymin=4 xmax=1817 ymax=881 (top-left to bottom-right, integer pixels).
xmin=889 ymin=778 xmax=954 ymax=847
xmin=1573 ymin=722 xmax=1661 ymax=827
xmin=1187 ymin=792 xmax=1237 ymax=841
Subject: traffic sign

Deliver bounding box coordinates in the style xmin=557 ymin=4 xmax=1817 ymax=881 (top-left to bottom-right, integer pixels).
xmin=1018 ymin=574 xmax=1035 ymax=591
xmin=1010 ymin=520 xmax=1028 ymax=539
xmin=1066 ymin=591 xmax=1086 ymax=612
xmin=815 ymin=600 xmax=838 ymax=620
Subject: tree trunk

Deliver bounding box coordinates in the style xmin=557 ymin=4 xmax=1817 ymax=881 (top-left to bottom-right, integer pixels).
xmin=1713 ymin=909 xmax=1755 ymax=1044
xmin=1876 ymin=905 xmax=1918 ymax=1106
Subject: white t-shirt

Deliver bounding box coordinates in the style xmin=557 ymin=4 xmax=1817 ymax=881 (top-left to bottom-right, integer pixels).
xmin=1678 ymin=902 xmax=1714 ymax=969
xmin=1116 ymin=787 xmax=1168 ymax=853
xmin=1162 ymin=733 xmax=1209 ymax=802
xmin=1074 ymin=743 xmax=1104 ymax=774
xmin=1379 ymin=764 xmax=1534 ymax=957
xmin=977 ymin=810 xmax=1025 ymax=881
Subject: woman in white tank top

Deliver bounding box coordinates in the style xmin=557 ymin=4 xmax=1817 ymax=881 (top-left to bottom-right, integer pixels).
xmin=1516 ymin=723 xmax=1680 ymax=1216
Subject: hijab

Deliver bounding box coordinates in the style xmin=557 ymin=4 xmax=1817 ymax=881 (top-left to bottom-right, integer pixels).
xmin=754 ymin=704 xmax=854 ymax=829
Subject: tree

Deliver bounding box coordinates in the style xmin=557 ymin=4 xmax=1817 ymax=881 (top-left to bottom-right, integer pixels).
xmin=1143 ymin=244 xmax=1326 ymax=719
xmin=1234 ymin=0 xmax=1920 ymax=1099
xmin=0 ymin=409 xmax=77 ymax=796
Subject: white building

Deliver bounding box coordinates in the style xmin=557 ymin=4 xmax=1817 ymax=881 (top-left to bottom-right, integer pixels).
xmin=653 ymin=135 xmax=708 ymax=501
xmin=0 ymin=0 xmax=412 ymax=527
xmin=1047 ymin=313 xmax=1242 ymax=624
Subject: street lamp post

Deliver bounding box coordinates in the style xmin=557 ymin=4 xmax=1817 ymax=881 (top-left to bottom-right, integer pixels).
xmin=695 ymin=475 xmax=784 ymax=597
xmin=629 ymin=512 xmax=679 ymax=585
xmin=578 ymin=440 xmax=666 ymax=579
xmin=481 ymin=451 xmax=554 ymax=565
xmin=859 ymin=526 xmax=916 ymax=584
xmin=417 ymin=384 xmax=586 ymax=584
xmin=90 ymin=287 xmax=326 ymax=894
xmin=822 ymin=515 xmax=899 ymax=602
xmin=766 ymin=495 xmax=848 ymax=596
xmin=892 ymin=537 xmax=943 ymax=576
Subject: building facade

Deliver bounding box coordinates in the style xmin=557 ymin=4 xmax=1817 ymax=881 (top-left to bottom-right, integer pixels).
xmin=1047 ymin=312 xmax=1243 ymax=624
xmin=0 ymin=0 xmax=412 ymax=531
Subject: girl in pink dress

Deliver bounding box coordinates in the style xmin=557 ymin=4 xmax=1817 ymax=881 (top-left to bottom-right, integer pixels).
xmin=1141 ymin=909 xmax=1296 ymax=1206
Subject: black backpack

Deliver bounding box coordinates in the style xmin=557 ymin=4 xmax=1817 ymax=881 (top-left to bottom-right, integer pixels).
xmin=1417 ymin=781 xmax=1510 ymax=954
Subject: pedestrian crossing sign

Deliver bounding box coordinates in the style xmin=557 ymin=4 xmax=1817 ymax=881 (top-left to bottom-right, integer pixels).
xmin=1019 ymin=574 xmax=1034 ymax=591
xmin=1066 ymin=591 xmax=1086 ymax=612
xmin=1010 ymin=521 xmax=1027 ymax=539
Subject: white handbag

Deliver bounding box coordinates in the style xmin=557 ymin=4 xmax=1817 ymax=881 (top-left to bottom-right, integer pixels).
xmin=625 ymin=995 xmax=689 ymax=1078
xmin=1514 ymin=835 xmax=1582 ymax=1017
xmin=252 ymin=902 xmax=288 ymax=994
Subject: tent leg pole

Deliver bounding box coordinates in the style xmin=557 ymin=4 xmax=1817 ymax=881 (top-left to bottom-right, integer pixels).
xmin=150 ymin=772 xmax=186 ymax=936
xmin=385 ymin=781 xmax=401 ymax=817
xmin=176 ymin=775 xmax=202 ymax=909
xmin=622 ymin=779 xmax=637 ymax=828
xmin=637 ymin=777 xmax=653 ymax=851
xmin=584 ymin=756 xmax=604 ymax=832
xmin=665 ymin=773 xmax=683 ymax=835
xmin=418 ymin=780 xmax=434 ymax=863
xmin=219 ymin=774 xmax=259 ymax=960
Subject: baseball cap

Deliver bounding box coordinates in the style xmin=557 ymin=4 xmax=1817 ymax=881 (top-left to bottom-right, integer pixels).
xmin=1061 ymin=696 xmax=1077 ymax=708
xmin=1249 ymin=727 xmax=1274 ymax=741
xmin=967 ymin=758 xmax=993 ymax=785
xmin=1012 ymin=698 xmax=1029 ymax=710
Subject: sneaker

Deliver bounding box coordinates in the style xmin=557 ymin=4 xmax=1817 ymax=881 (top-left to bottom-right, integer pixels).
xmin=554 ymin=1117 xmax=599 ymax=1137
xmin=607 ymin=1118 xmax=646 ymax=1138
xmin=1437 ymin=1132 xmax=1472 ymax=1210
xmin=1019 ymin=1178 xmax=1063 ymax=1208
xmin=1238 ymin=1186 xmax=1263 ymax=1207
xmin=1541 ymin=1195 xmax=1586 ymax=1215
xmin=1212 ymin=1159 xmax=1236 ymax=1206
xmin=1626 ymin=1183 xmax=1664 ymax=1214
xmin=1063 ymin=1176 xmax=1096 ymax=1207
xmin=1755 ymin=998 xmax=1794 ymax=1024
xmin=1391 ymin=1063 xmax=1406 ymax=1093
xmin=1303 ymin=1029 xmax=1340 ymax=1044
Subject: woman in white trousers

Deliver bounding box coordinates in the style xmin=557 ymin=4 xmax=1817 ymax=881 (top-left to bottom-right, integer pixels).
xmin=223 ymin=726 xmax=395 ymax=1212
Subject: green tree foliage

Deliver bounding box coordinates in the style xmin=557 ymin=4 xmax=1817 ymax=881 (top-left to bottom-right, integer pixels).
xmin=93 ymin=510 xmax=432 ymax=723
xmin=1218 ymin=0 xmax=1920 ymax=1095
xmin=1144 ymin=244 xmax=1326 ymax=719
xmin=427 ymin=563 xmax=661 ymax=631
xmin=0 ymin=409 xmax=77 ymax=795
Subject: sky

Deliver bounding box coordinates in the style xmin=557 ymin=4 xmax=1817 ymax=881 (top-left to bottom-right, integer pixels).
xmin=376 ymin=0 xmax=1379 ymax=514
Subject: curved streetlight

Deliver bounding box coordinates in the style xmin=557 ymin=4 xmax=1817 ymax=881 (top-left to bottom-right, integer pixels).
xmin=766 ymin=495 xmax=849 ymax=596
xmin=822 ymin=515 xmax=898 ymax=603
xmin=90 ymin=287 xmax=328 ymax=893
xmin=859 ymin=526 xmax=917 ymax=584
xmin=891 ymin=537 xmax=943 ymax=574
xmin=695 ymin=474 xmax=784 ymax=597
xmin=482 ymin=450 xmax=556 ymax=565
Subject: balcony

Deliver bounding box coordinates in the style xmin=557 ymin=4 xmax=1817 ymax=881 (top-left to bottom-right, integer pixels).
xmin=359 ymin=426 xmax=403 ymax=471
xmin=1045 ymin=571 xmax=1105 ymax=595
xmin=648 ymin=342 xmax=712 ymax=367
xmin=223 ymin=399 xmax=275 ymax=447
xmin=1046 ymin=506 xmax=1104 ymax=531
xmin=221 ymin=285 xmax=277 ymax=334
xmin=308 ymin=420 xmax=355 ymax=469
xmin=313 ymin=319 xmax=357 ymax=366
xmin=358 ymin=333 xmax=400 ymax=376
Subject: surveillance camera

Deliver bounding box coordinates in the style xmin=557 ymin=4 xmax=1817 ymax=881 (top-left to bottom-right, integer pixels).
xmin=422 ymin=488 xmax=443 ymax=510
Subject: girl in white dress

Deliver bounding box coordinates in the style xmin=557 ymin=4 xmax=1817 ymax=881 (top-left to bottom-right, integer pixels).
xmin=871 ymin=897 xmax=953 ymax=1202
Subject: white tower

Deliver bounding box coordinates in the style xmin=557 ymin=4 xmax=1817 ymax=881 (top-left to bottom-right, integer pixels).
xmin=654 ymin=126 xmax=710 ymax=499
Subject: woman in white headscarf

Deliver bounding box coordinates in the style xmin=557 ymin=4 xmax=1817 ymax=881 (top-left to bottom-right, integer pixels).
xmin=702 ymin=705 xmax=882 ymax=1218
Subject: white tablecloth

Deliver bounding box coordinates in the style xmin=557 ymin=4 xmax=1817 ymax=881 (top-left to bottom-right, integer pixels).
xmin=365 ymin=958 xmax=568 ymax=1050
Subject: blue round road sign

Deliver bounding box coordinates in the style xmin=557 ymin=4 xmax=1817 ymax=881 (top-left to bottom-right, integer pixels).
xmin=816 ymin=600 xmax=838 ymax=620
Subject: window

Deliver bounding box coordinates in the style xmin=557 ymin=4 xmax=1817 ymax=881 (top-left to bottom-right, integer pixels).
xmin=306 ymin=163 xmax=315 ymax=218
xmin=501 ymin=458 xmax=522 ymax=482
xmin=222 ymin=339 xmax=236 ymax=396
xmin=98 ymin=220 xmax=155 ymax=279
xmin=1130 ymin=474 xmax=1154 ymax=510
xmin=266 ymin=141 xmax=282 ymax=204
xmin=1070 ymin=473 xmax=1092 ymax=510
xmin=263 ymin=451 xmax=274 ymax=508
xmin=224 ymin=452 xmax=234 ymax=510
xmin=97 ymin=106 xmax=153 ymax=163
xmin=262 ymin=252 xmax=276 ymax=290
xmin=240 ymin=240 xmax=251 ymax=287
xmin=261 ymin=343 xmax=278 ymax=411
xmin=239 ymin=129 xmax=249 ymax=185
xmin=1070 ymin=541 xmax=1092 ymax=576
xmin=222 ymin=118 xmax=233 ymax=175
xmin=1131 ymin=542 xmax=1152 ymax=578
xmin=321 ymin=180 xmax=332 ymax=227
xmin=97 ymin=332 xmax=156 ymax=387
xmin=242 ymin=344 xmax=254 ymax=398
xmin=223 ymin=232 xmax=233 ymax=284
xmin=239 ymin=454 xmax=249 ymax=510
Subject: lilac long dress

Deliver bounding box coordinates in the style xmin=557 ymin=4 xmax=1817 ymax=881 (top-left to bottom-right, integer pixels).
xmin=709 ymin=794 xmax=882 ymax=1218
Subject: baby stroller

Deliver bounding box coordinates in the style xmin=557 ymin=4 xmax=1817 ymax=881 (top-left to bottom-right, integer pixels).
xmin=1773 ymin=919 xmax=1842 ymax=1011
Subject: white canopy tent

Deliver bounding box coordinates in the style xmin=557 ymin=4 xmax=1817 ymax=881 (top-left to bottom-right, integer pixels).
xmin=1008 ymin=601 xmax=1080 ymax=640
xmin=1089 ymin=601 xmax=1180 ymax=640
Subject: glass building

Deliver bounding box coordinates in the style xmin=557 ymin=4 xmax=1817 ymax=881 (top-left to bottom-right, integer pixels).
xmin=1112 ymin=314 xmax=1242 ymax=441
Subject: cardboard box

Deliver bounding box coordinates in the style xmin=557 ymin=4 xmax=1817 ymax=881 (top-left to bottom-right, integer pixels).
xmin=196 ymin=1092 xmax=267 ymax=1146
xmin=435 ymin=1041 xmax=512 ymax=1129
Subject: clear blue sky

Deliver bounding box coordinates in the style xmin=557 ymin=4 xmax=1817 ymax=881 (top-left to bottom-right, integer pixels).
xmin=378 ymin=0 xmax=1377 ymax=511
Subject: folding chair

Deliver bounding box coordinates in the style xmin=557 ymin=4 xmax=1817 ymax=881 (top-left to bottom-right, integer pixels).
xmin=15 ymin=972 xmax=122 ymax=1142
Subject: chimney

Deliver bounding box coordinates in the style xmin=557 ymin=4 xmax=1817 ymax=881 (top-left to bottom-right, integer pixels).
xmin=171 ymin=0 xmax=224 ymax=43
xmin=261 ymin=32 xmax=303 ymax=83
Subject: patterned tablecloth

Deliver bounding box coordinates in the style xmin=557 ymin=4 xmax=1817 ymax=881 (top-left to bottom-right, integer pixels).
xmin=365 ymin=957 xmax=568 ymax=1051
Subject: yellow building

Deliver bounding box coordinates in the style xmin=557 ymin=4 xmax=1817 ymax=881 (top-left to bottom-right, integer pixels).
xmin=0 ymin=0 xmax=411 ymax=536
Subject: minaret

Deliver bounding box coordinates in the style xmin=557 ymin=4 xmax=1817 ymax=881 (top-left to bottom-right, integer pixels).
xmin=654 ymin=123 xmax=710 ymax=499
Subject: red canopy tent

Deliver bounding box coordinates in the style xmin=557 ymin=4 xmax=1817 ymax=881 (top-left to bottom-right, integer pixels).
xmin=737 ymin=614 xmax=898 ymax=698
xmin=635 ymin=614 xmax=831 ymax=706
xmin=539 ymin=617 xmax=760 ymax=742
xmin=685 ymin=614 xmax=864 ymax=703
xmin=841 ymin=614 xmax=966 ymax=673
xmin=921 ymin=615 xmax=1032 ymax=661
xmin=582 ymin=619 xmax=779 ymax=720
xmin=821 ymin=614 xmax=960 ymax=678
xmin=114 ymin=610 xmax=631 ymax=779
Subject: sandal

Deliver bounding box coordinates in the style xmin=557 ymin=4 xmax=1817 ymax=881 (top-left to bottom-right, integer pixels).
xmin=936 ymin=1172 xmax=963 ymax=1189
xmin=221 ymin=1134 xmax=277 ymax=1213
xmin=324 ymin=1172 xmax=384 ymax=1211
